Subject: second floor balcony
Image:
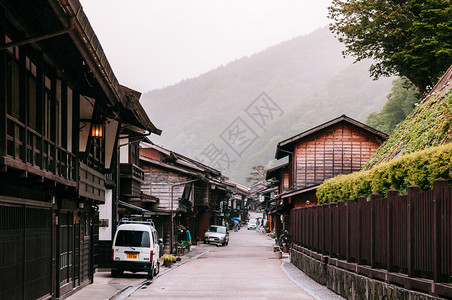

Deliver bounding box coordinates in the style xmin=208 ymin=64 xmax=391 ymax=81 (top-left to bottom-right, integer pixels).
xmin=120 ymin=163 xmax=144 ymax=198
xmin=2 ymin=115 xmax=76 ymax=187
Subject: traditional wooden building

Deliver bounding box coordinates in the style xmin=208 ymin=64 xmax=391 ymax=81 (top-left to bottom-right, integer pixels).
xmin=97 ymin=87 xmax=161 ymax=269
xmin=225 ymin=179 xmax=251 ymax=222
xmin=138 ymin=142 xmax=229 ymax=253
xmin=248 ymin=182 xmax=266 ymax=212
xmin=0 ymin=1 xmax=160 ymax=299
xmin=266 ymin=115 xmax=388 ymax=238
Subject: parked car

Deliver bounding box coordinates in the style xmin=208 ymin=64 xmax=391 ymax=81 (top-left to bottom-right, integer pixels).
xmin=204 ymin=225 xmax=229 ymax=246
xmin=247 ymin=219 xmax=257 ymax=230
xmin=111 ymin=219 xmax=160 ymax=278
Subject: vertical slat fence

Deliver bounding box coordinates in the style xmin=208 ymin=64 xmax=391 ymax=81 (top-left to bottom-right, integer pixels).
xmin=391 ymin=194 xmax=407 ymax=271
xmin=290 ymin=178 xmax=452 ymax=297
xmin=347 ymin=200 xmax=359 ymax=262
xmin=441 ymin=185 xmax=452 ymax=277
xmin=338 ymin=201 xmax=347 ymax=260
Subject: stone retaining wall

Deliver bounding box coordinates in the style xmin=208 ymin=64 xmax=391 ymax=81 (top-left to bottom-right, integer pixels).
xmin=291 ymin=249 xmax=443 ymax=299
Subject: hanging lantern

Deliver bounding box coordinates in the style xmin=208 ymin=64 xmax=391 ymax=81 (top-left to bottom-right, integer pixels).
xmin=91 ymin=122 xmax=104 ymax=138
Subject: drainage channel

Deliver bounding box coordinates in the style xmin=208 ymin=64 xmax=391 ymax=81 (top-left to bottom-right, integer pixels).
xmin=113 ymin=247 xmax=217 ymax=300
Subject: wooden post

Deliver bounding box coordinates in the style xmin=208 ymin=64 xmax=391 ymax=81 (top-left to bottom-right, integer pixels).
xmin=0 ymin=6 xmax=6 ymax=159
xmin=370 ymin=193 xmax=380 ymax=270
xmin=433 ymin=178 xmax=447 ymax=286
xmin=321 ymin=204 xmax=325 ymax=255
xmin=19 ymin=46 xmax=26 ymax=162
xmin=300 ymin=208 xmax=303 ymax=247
xmin=346 ymin=199 xmax=353 ymax=262
xmin=316 ymin=205 xmax=320 ymax=251
xmin=338 ymin=201 xmax=345 ymax=259
xmin=308 ymin=206 xmax=312 ymax=249
xmin=407 ymin=185 xmax=420 ymax=278
xmin=336 ymin=202 xmax=341 ymax=258
xmin=329 ymin=203 xmax=334 ymax=257
xmin=357 ymin=196 xmax=366 ymax=265
xmin=386 ymin=189 xmax=398 ymax=275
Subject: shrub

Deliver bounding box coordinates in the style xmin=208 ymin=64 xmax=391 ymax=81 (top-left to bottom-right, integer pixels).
xmin=317 ymin=143 xmax=452 ymax=203
xmin=161 ymin=254 xmax=176 ymax=262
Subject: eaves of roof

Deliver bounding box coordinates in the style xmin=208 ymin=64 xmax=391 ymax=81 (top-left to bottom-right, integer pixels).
xmin=265 ymin=162 xmax=289 ymax=180
xmin=280 ymin=185 xmax=320 ymax=199
xmin=173 ymin=152 xmax=221 ymax=177
xmin=261 ymin=186 xmax=278 ymax=195
xmin=140 ymin=144 xmax=212 ymax=173
xmin=50 ymin=0 xmax=126 ymax=108
xmin=120 ymin=86 xmax=162 ymax=135
xmin=275 ymin=115 xmax=388 ymax=159
xmin=118 ymin=200 xmax=148 ymax=213
xmin=139 ymin=156 xmax=201 ymax=177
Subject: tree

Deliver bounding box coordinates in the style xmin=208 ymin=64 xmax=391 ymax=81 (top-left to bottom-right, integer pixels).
xmin=328 ymin=0 xmax=452 ymax=95
xmin=246 ymin=165 xmax=268 ymax=185
xmin=366 ymin=77 xmax=419 ymax=134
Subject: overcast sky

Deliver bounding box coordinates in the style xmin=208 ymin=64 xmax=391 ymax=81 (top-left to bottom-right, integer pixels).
xmin=80 ymin=0 xmax=333 ymax=93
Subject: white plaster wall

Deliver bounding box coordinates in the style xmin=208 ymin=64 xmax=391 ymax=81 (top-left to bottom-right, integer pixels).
xmin=99 ymin=188 xmax=113 ymax=241
xmin=119 ymin=138 xmax=129 ymax=164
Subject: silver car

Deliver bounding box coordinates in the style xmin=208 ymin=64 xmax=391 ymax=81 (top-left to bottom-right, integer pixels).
xmin=204 ymin=225 xmax=229 ymax=246
xmin=247 ymin=219 xmax=257 ymax=230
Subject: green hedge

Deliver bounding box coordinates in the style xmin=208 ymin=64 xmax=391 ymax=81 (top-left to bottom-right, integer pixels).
xmin=317 ymin=143 xmax=452 ymax=204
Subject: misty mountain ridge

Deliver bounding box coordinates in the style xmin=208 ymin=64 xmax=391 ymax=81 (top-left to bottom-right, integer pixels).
xmin=141 ymin=27 xmax=393 ymax=184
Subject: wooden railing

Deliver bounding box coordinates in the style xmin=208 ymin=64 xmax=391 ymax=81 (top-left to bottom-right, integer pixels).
xmin=119 ymin=163 xmax=144 ymax=198
xmin=291 ymin=178 xmax=451 ymax=298
xmin=79 ymin=162 xmax=105 ymax=202
xmin=119 ymin=163 xmax=144 ymax=182
xmin=5 ymin=115 xmax=76 ymax=185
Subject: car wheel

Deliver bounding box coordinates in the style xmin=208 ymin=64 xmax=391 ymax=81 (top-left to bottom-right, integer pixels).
xmin=154 ymin=262 xmax=160 ymax=276
xmin=147 ymin=266 xmax=154 ymax=279
xmin=111 ymin=268 xmax=123 ymax=277
xmin=222 ymin=240 xmax=226 ymax=246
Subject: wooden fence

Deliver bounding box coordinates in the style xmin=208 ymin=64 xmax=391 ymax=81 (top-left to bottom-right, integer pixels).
xmin=291 ymin=178 xmax=452 ymax=298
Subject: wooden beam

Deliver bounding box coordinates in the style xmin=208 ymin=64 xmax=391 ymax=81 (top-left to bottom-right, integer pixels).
xmin=0 ymin=6 xmax=6 ymax=158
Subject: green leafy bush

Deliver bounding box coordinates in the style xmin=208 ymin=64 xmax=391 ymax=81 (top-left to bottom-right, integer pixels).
xmin=317 ymin=143 xmax=452 ymax=203
xmin=161 ymin=254 xmax=176 ymax=262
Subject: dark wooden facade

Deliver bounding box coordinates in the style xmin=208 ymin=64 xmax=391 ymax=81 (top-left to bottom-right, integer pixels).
xmin=0 ymin=1 xmax=160 ymax=299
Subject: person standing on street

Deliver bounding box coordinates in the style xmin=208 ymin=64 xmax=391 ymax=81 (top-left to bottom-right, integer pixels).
xmin=186 ymin=225 xmax=192 ymax=251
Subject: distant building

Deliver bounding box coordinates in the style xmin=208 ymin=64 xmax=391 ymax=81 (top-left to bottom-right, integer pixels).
xmin=138 ymin=142 xmax=229 ymax=253
xmin=266 ymin=115 xmax=388 ymax=238
xmin=225 ymin=179 xmax=252 ymax=222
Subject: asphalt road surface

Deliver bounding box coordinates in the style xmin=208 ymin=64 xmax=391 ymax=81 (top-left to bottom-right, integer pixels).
xmin=129 ymin=218 xmax=314 ymax=299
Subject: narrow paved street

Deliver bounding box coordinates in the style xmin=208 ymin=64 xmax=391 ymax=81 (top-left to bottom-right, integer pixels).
xmin=129 ymin=225 xmax=314 ymax=299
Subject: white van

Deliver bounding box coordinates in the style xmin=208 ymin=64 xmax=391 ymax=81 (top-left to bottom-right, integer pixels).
xmin=111 ymin=219 xmax=160 ymax=278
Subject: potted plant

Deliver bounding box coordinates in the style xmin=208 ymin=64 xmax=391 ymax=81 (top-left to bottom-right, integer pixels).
xmin=161 ymin=254 xmax=176 ymax=268
xmin=264 ymin=220 xmax=270 ymax=233
xmin=273 ymin=245 xmax=282 ymax=259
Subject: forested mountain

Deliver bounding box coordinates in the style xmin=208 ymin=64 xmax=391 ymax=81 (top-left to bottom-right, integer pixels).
xmin=141 ymin=27 xmax=394 ymax=184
